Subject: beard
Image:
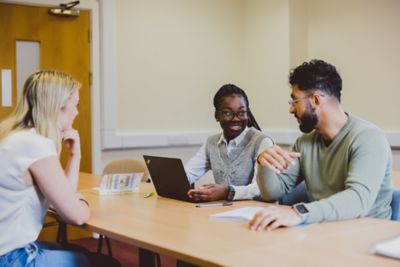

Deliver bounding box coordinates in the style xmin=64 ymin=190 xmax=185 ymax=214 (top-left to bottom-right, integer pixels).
xmin=298 ymin=102 xmax=318 ymax=133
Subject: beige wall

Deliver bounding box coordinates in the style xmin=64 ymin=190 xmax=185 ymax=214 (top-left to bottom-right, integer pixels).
xmin=306 ymin=0 xmax=400 ymax=130
xmin=115 ymin=0 xmax=243 ymax=132
xmin=100 ymin=0 xmax=400 ymax=174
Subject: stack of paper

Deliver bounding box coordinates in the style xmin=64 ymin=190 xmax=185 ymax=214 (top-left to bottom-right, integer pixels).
xmin=93 ymin=172 xmax=143 ymax=195
xmin=210 ymin=206 xmax=264 ymax=222
xmin=370 ymin=235 xmax=400 ymax=260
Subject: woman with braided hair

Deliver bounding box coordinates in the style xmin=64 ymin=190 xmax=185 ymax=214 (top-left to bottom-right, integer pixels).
xmin=185 ymin=84 xmax=274 ymax=202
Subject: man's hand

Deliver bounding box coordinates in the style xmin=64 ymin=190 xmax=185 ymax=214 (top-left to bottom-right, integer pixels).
xmin=249 ymin=205 xmax=303 ymax=231
xmin=188 ymin=184 xmax=229 ymax=201
xmin=257 ymin=145 xmax=301 ymax=173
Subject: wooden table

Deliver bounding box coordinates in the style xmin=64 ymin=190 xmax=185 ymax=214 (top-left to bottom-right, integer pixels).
xmin=78 ymin=173 xmax=400 ymax=267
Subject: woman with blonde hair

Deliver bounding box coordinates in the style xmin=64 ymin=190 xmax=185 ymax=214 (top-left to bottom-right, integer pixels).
xmin=0 ymin=70 xmax=120 ymax=266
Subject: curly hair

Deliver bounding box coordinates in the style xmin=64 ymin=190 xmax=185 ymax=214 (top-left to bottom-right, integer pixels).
xmin=289 ymin=59 xmax=342 ymax=102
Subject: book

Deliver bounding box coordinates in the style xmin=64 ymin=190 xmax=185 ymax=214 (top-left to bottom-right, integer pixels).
xmin=210 ymin=206 xmax=264 ymax=222
xmin=370 ymin=235 xmax=400 ymax=260
xmin=93 ymin=172 xmax=143 ymax=195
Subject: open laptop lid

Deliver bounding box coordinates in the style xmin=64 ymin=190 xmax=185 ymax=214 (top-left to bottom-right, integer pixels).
xmin=143 ymin=155 xmax=197 ymax=203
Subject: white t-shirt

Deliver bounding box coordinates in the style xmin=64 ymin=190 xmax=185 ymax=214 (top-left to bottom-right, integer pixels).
xmin=0 ymin=128 xmax=57 ymax=256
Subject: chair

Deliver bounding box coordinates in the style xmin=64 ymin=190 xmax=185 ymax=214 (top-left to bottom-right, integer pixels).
xmin=391 ymin=188 xmax=400 ymax=221
xmin=98 ymin=157 xmax=161 ymax=266
xmin=279 ymin=181 xmax=312 ymax=205
xmin=102 ymin=157 xmax=150 ymax=182
xmin=42 ymin=209 xmax=68 ymax=244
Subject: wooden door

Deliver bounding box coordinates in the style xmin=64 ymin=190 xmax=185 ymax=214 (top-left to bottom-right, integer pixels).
xmin=0 ymin=3 xmax=92 ymax=241
xmin=0 ymin=3 xmax=92 ymax=172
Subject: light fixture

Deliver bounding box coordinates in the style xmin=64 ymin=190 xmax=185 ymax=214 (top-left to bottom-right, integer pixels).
xmin=49 ymin=1 xmax=80 ymax=17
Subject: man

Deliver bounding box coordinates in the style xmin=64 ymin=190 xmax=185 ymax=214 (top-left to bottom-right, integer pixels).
xmin=250 ymin=59 xmax=393 ymax=231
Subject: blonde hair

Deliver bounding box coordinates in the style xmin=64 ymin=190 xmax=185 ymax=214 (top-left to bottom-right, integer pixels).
xmin=0 ymin=70 xmax=81 ymax=153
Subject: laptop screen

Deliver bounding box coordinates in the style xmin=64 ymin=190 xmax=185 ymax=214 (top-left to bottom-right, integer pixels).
xmin=143 ymin=155 xmax=197 ymax=203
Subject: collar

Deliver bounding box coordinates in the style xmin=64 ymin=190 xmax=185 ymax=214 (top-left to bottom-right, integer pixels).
xmin=217 ymin=126 xmax=250 ymax=146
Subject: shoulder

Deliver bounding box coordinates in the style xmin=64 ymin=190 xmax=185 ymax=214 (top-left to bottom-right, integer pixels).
xmin=247 ymin=128 xmax=274 ymax=150
xmin=347 ymin=115 xmax=389 ymax=148
xmin=206 ymin=132 xmax=222 ymax=145
xmin=4 ymin=129 xmax=57 ymax=157
xmin=247 ymin=127 xmax=273 ymax=142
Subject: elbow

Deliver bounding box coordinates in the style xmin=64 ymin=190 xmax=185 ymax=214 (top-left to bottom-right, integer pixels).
xmin=258 ymin=187 xmax=275 ymax=202
xmin=71 ymin=211 xmax=90 ymax=226
xmin=67 ymin=205 xmax=90 ymax=226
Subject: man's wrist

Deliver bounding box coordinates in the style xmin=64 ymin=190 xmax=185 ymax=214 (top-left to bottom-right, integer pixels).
xmin=292 ymin=202 xmax=309 ymax=223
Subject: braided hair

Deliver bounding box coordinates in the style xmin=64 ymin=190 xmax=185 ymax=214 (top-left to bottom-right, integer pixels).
xmin=213 ymin=84 xmax=261 ymax=131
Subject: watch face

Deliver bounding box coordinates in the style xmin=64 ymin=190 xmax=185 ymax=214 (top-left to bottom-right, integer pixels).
xmin=296 ymin=204 xmax=309 ymax=214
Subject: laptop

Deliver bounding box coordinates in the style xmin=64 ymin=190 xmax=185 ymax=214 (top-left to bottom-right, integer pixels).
xmin=143 ymin=155 xmax=197 ymax=203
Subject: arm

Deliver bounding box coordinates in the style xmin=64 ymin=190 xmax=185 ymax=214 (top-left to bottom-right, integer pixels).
xmin=233 ymin=137 xmax=274 ymax=200
xmin=256 ymin=144 xmax=301 ymax=201
xmin=250 ymin=129 xmax=391 ymax=231
xmin=30 ymin=156 xmax=90 ymax=225
xmin=62 ymin=129 xmax=81 ymax=191
xmin=184 ymin=142 xmax=210 ymax=184
xmin=303 ymin=129 xmax=391 ymax=224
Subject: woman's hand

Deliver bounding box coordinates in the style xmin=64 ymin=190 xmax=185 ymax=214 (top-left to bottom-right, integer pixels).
xmin=61 ymin=129 xmax=81 ymax=156
xmin=188 ymin=184 xmax=229 ymax=201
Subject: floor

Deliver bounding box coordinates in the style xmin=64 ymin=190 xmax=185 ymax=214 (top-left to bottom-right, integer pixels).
xmin=71 ymin=238 xmax=176 ymax=267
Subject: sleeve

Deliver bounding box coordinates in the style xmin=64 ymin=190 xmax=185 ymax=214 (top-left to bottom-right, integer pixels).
xmin=256 ymin=138 xmax=302 ymax=202
xmin=15 ymin=132 xmax=57 ymax=172
xmin=233 ymin=136 xmax=274 ymax=200
xmin=304 ymin=128 xmax=391 ymax=224
xmin=184 ymin=142 xmax=210 ymax=184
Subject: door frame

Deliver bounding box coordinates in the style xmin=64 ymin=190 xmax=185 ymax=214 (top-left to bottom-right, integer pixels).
xmin=2 ymin=0 xmax=102 ymax=174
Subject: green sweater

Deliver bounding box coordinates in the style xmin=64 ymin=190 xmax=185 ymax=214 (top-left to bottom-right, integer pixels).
xmin=257 ymin=114 xmax=393 ymax=224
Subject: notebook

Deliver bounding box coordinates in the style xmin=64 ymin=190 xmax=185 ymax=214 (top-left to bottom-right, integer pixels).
xmin=210 ymin=206 xmax=264 ymax=222
xmin=143 ymin=155 xmax=197 ymax=203
xmin=370 ymin=235 xmax=400 ymax=260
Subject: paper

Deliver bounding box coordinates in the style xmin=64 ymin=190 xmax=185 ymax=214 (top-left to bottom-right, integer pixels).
xmin=93 ymin=172 xmax=143 ymax=195
xmin=370 ymin=235 xmax=400 ymax=260
xmin=210 ymin=206 xmax=264 ymax=222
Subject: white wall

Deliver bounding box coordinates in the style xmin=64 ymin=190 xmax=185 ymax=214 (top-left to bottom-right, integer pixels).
xmin=100 ymin=0 xmax=400 ymax=174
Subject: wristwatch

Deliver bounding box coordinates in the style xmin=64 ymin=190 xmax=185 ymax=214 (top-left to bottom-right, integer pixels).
xmin=226 ymin=185 xmax=236 ymax=201
xmin=292 ymin=202 xmax=309 ymax=222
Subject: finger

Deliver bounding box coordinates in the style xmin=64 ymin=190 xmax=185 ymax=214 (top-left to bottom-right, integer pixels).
xmin=260 ymin=153 xmax=284 ymax=173
xmin=267 ymin=218 xmax=283 ymax=230
xmin=267 ymin=149 xmax=288 ymax=170
xmin=249 ymin=212 xmax=263 ymax=230
xmin=288 ymin=151 xmax=301 ymax=161
xmin=272 ymin=146 xmax=297 ymax=169
xmin=250 ymin=210 xmax=270 ymax=230
xmin=256 ymin=214 xmax=275 ymax=231
xmin=187 ymin=190 xmax=195 ymax=198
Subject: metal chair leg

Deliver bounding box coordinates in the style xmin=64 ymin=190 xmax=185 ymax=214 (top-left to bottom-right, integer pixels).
xmin=97 ymin=234 xmax=113 ymax=256
xmin=105 ymin=236 xmax=113 ymax=256
xmin=56 ymin=222 xmax=68 ymax=244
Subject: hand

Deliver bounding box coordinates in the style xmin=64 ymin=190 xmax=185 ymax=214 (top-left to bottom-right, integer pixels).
xmin=257 ymin=145 xmax=301 ymax=173
xmin=61 ymin=129 xmax=81 ymax=156
xmin=188 ymin=184 xmax=229 ymax=201
xmin=249 ymin=205 xmax=303 ymax=231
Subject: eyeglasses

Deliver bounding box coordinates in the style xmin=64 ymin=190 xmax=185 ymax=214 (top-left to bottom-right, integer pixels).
xmin=218 ymin=110 xmax=248 ymax=120
xmin=288 ymin=93 xmax=325 ymax=106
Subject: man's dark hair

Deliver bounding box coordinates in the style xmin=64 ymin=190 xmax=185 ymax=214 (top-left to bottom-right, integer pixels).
xmin=213 ymin=84 xmax=261 ymax=131
xmin=289 ymin=59 xmax=342 ymax=102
